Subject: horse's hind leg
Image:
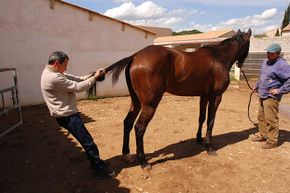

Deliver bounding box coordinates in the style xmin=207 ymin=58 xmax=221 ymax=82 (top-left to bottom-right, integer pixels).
xmin=122 ymin=63 xmax=141 ymax=161
xmin=134 ymin=104 xmax=158 ymax=170
xmin=196 ymin=96 xmax=208 ymax=144
xmin=122 ymin=98 xmax=141 ymax=156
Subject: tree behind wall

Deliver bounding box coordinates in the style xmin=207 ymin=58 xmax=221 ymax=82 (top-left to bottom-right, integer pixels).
xmin=172 ymin=29 xmax=202 ymax=35
xmin=275 ymin=28 xmax=280 ymax=36
xmin=281 ymin=3 xmax=290 ymax=29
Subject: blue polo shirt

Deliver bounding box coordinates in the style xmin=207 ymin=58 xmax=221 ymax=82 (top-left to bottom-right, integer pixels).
xmin=255 ymin=57 xmax=290 ymax=100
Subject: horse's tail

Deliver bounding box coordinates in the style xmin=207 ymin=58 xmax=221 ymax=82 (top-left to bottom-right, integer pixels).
xmin=104 ymin=56 xmax=134 ymax=85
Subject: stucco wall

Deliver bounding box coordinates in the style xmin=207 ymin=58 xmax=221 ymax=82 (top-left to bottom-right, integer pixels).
xmin=232 ymin=36 xmax=290 ymax=80
xmin=250 ymin=36 xmax=290 ymax=62
xmin=0 ymin=0 xmax=154 ymax=106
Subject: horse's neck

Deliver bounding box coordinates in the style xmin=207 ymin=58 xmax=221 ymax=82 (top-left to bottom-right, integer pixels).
xmin=219 ymin=44 xmax=239 ymax=71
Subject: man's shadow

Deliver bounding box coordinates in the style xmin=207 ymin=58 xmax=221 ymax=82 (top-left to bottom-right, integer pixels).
xmin=108 ymin=126 xmax=290 ymax=172
xmin=0 ymin=104 xmax=131 ymax=193
xmin=80 ymin=112 xmax=95 ymax=123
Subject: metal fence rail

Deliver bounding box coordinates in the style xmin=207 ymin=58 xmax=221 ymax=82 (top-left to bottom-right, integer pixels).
xmin=0 ymin=68 xmax=23 ymax=138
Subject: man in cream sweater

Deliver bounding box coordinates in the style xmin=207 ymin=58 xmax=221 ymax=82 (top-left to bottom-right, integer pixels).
xmin=41 ymin=51 xmax=115 ymax=178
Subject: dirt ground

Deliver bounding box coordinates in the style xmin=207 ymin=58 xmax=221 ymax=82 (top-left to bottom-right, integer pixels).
xmin=1 ymin=81 xmax=290 ymax=193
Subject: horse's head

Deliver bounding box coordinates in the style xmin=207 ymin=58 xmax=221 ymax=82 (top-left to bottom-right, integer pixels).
xmin=235 ymin=29 xmax=252 ymax=68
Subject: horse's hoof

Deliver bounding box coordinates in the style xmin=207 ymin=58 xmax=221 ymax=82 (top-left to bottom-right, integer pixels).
xmin=123 ymin=154 xmax=136 ymax=163
xmin=141 ymin=163 xmax=152 ymax=171
xmin=196 ymin=138 xmax=203 ymax=145
xmin=207 ymin=150 xmax=217 ymax=156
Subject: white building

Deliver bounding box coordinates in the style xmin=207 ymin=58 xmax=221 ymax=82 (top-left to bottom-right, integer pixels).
xmin=0 ymin=0 xmax=155 ymax=106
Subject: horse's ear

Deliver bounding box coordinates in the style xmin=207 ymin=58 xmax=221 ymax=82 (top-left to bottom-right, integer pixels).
xmin=247 ymin=28 xmax=252 ymax=36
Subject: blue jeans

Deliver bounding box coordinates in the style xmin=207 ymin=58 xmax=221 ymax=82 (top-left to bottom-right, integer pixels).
xmin=56 ymin=113 xmax=101 ymax=166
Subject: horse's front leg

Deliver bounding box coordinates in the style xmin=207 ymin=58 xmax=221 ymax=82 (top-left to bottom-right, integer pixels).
xmin=134 ymin=105 xmax=156 ymax=170
xmin=205 ymin=95 xmax=222 ymax=156
xmin=196 ymin=96 xmax=208 ymax=144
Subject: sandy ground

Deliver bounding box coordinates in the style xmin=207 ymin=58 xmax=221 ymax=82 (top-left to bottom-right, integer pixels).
xmin=0 ymin=81 xmax=290 ymax=193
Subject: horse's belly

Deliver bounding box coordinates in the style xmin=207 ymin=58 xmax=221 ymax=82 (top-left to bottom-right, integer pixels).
xmin=166 ymin=85 xmax=202 ymax=96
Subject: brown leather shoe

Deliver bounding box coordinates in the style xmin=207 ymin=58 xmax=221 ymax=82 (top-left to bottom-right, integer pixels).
xmin=261 ymin=141 xmax=278 ymax=149
xmin=251 ymin=134 xmax=266 ymax=142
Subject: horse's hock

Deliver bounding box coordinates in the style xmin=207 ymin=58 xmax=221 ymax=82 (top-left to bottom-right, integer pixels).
xmin=0 ymin=68 xmax=23 ymax=138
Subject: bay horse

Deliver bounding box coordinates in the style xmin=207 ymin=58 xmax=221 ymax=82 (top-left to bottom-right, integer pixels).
xmin=103 ymin=29 xmax=252 ymax=169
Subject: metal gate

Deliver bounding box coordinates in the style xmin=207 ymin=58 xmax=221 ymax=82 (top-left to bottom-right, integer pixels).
xmin=0 ymin=68 xmax=23 ymax=138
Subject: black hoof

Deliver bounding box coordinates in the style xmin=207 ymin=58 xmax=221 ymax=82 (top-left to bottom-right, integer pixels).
xmin=123 ymin=154 xmax=136 ymax=163
xmin=207 ymin=149 xmax=217 ymax=156
xmin=205 ymin=144 xmax=217 ymax=156
xmin=141 ymin=163 xmax=152 ymax=171
xmin=196 ymin=138 xmax=203 ymax=145
xmin=122 ymin=148 xmax=129 ymax=155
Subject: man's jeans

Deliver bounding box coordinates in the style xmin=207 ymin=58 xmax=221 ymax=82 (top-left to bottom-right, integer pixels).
xmin=56 ymin=113 xmax=101 ymax=166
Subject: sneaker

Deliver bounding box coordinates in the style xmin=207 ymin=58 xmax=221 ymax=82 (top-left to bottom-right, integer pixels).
xmin=95 ymin=168 xmax=116 ymax=178
xmin=251 ymin=134 xmax=266 ymax=142
xmin=261 ymin=141 xmax=278 ymax=149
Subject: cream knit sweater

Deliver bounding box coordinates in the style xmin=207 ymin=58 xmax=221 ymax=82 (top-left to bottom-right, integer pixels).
xmin=41 ymin=65 xmax=96 ymax=117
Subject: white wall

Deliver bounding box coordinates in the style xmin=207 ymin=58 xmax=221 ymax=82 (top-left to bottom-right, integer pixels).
xmin=282 ymin=32 xmax=290 ymax=37
xmin=250 ymin=36 xmax=290 ymax=62
xmin=0 ymin=0 xmax=154 ymax=106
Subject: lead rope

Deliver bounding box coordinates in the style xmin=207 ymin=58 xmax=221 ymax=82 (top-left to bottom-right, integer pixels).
xmin=241 ymin=69 xmax=258 ymax=126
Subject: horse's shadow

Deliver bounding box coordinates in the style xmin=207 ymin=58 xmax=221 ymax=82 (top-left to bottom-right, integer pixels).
xmin=279 ymin=129 xmax=290 ymax=145
xmin=147 ymin=127 xmax=258 ymax=166
xmin=108 ymin=127 xmax=290 ymax=172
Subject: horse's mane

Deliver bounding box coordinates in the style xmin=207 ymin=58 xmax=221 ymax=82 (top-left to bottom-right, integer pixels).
xmin=220 ymin=35 xmax=238 ymax=45
xmin=198 ymin=34 xmax=239 ymax=57
xmin=202 ymin=34 xmax=238 ymax=50
xmin=197 ymin=34 xmax=239 ymax=59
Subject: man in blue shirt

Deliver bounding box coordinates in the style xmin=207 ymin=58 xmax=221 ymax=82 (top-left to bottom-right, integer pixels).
xmin=252 ymin=43 xmax=290 ymax=149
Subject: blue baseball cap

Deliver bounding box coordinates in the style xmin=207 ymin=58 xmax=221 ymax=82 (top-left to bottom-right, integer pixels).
xmin=265 ymin=43 xmax=282 ymax=53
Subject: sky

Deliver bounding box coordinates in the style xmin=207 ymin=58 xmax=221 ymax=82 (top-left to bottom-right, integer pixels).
xmin=64 ymin=0 xmax=290 ymax=34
